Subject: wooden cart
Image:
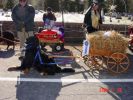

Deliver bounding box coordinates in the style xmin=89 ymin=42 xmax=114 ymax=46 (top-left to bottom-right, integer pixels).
xmin=83 ymin=48 xmax=130 ymax=74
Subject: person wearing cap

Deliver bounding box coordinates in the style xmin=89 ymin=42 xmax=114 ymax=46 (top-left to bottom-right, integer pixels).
xmin=83 ymin=0 xmax=102 ymax=33
xmin=12 ymin=0 xmax=35 ymax=59
xmin=43 ymin=7 xmax=56 ymax=29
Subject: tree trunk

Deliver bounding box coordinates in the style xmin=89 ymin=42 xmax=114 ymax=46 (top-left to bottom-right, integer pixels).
xmin=84 ymin=0 xmax=89 ymax=10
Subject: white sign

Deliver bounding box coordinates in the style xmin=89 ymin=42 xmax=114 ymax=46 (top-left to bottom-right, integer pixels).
xmin=82 ymin=40 xmax=90 ymax=57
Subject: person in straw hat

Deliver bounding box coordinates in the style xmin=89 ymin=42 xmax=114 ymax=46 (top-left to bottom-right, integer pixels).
xmin=83 ymin=0 xmax=102 ymax=33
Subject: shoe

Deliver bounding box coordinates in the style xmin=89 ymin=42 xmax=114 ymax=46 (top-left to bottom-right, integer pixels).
xmin=19 ymin=56 xmax=24 ymax=61
xmin=23 ymin=68 xmax=30 ymax=74
xmin=8 ymin=66 xmax=22 ymax=71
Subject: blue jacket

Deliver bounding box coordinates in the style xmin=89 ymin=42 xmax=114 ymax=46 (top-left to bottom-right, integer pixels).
xmin=12 ymin=4 xmax=35 ymax=32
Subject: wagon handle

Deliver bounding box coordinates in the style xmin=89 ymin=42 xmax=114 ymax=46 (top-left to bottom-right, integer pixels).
xmin=48 ymin=55 xmax=82 ymax=59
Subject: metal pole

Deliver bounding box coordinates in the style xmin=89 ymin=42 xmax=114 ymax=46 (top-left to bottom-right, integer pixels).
xmin=122 ymin=0 xmax=127 ymax=36
xmin=61 ymin=0 xmax=64 ymax=27
xmin=0 ymin=23 xmax=3 ymax=37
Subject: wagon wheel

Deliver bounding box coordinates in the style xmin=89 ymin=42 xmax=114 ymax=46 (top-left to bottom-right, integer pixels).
xmin=107 ymin=53 xmax=129 ymax=74
xmin=84 ymin=55 xmax=103 ymax=70
xmin=83 ymin=55 xmax=89 ymax=63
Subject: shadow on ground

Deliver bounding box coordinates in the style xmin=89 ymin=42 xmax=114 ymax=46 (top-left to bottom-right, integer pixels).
xmin=0 ymin=49 xmax=15 ymax=58
xmin=9 ymin=46 xmax=133 ymax=100
xmin=96 ymin=54 xmax=133 ymax=100
xmin=15 ymin=48 xmax=87 ymax=100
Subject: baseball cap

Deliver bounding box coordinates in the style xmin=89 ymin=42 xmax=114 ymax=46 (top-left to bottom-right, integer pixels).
xmin=47 ymin=7 xmax=52 ymax=11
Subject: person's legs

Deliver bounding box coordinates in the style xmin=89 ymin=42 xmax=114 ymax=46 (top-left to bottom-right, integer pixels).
xmin=25 ymin=31 xmax=34 ymax=38
xmin=17 ymin=31 xmax=25 ymax=48
xmin=18 ymin=29 xmax=34 ymax=48
xmin=19 ymin=31 xmax=34 ymax=57
xmin=17 ymin=29 xmax=27 ymax=59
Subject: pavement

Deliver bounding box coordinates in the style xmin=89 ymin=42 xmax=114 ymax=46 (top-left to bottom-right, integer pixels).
xmin=0 ymin=44 xmax=133 ymax=100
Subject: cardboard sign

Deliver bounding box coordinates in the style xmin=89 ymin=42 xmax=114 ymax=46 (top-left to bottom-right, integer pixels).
xmin=82 ymin=40 xmax=90 ymax=57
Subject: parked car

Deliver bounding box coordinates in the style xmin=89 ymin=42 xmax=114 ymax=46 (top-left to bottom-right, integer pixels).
xmin=116 ymin=13 xmax=122 ymax=19
xmin=111 ymin=12 xmax=117 ymax=17
xmin=128 ymin=15 xmax=132 ymax=20
xmin=123 ymin=12 xmax=128 ymax=17
xmin=105 ymin=13 xmax=110 ymax=16
xmin=131 ymin=16 xmax=133 ymax=21
xmin=0 ymin=9 xmax=3 ymax=12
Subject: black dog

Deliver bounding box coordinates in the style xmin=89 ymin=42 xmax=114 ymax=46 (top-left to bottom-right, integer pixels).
xmin=8 ymin=36 xmax=75 ymax=75
xmin=0 ymin=31 xmax=17 ymax=50
xmin=34 ymin=50 xmax=75 ymax=75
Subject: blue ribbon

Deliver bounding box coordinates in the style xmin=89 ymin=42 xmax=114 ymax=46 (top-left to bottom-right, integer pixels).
xmin=33 ymin=46 xmax=74 ymax=66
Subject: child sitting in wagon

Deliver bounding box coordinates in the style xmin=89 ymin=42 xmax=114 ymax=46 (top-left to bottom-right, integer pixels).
xmin=43 ymin=7 xmax=56 ymax=29
xmin=42 ymin=7 xmax=64 ymax=35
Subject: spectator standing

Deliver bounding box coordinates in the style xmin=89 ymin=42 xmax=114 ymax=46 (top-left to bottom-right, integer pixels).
xmin=12 ymin=0 xmax=35 ymax=59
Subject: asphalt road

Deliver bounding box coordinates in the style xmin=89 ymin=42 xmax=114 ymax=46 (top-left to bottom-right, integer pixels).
xmin=0 ymin=45 xmax=133 ymax=100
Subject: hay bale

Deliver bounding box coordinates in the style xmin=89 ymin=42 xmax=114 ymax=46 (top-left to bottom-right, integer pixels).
xmin=86 ymin=31 xmax=129 ymax=54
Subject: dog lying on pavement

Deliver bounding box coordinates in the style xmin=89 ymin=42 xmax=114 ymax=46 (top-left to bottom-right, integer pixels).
xmin=8 ymin=36 xmax=75 ymax=75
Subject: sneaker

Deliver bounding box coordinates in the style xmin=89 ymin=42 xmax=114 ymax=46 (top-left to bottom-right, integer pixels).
xmin=8 ymin=66 xmax=23 ymax=71
xmin=23 ymin=68 xmax=30 ymax=74
xmin=18 ymin=56 xmax=24 ymax=61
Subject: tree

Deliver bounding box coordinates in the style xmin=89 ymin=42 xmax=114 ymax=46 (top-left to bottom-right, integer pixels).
xmin=45 ymin=0 xmax=59 ymax=12
xmin=0 ymin=4 xmax=3 ymax=9
xmin=0 ymin=0 xmax=3 ymax=8
xmin=84 ymin=0 xmax=89 ymax=10
xmin=62 ymin=0 xmax=70 ymax=12
xmin=127 ymin=0 xmax=133 ymax=13
xmin=114 ymin=0 xmax=125 ymax=12
xmin=60 ymin=0 xmax=84 ymax=12
xmin=103 ymin=0 xmax=127 ymax=13
xmin=99 ymin=0 xmax=109 ymax=13
xmin=5 ymin=0 xmax=14 ymax=10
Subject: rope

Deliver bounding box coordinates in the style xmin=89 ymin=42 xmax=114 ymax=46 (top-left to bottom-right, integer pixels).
xmin=33 ymin=46 xmax=81 ymax=65
xmin=48 ymin=55 xmax=80 ymax=58
xmin=51 ymin=50 xmax=72 ymax=55
xmin=0 ymin=36 xmax=19 ymax=44
xmin=34 ymin=50 xmax=75 ymax=65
